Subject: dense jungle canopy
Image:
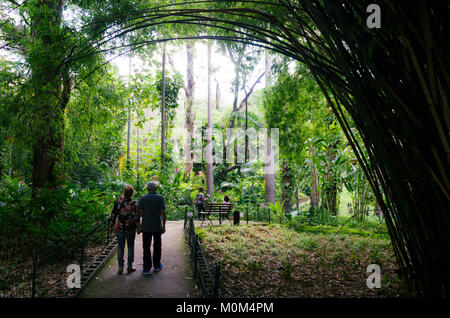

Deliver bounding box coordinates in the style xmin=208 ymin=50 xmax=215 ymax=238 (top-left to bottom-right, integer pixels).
xmin=0 ymin=0 xmax=449 ymax=297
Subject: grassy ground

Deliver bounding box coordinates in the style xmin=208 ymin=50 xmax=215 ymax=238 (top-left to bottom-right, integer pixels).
xmin=196 ymin=222 xmax=408 ymax=298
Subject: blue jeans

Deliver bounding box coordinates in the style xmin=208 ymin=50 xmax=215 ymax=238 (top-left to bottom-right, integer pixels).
xmin=116 ymin=231 xmax=136 ymax=268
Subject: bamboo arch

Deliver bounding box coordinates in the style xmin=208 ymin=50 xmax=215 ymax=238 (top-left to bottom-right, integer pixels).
xmin=66 ymin=0 xmax=449 ymax=297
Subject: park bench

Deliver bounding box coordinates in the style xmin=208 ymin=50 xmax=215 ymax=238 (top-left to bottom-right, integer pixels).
xmin=199 ymin=203 xmax=234 ymax=226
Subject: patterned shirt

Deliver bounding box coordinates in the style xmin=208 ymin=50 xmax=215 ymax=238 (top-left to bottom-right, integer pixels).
xmin=109 ymin=198 xmax=140 ymax=233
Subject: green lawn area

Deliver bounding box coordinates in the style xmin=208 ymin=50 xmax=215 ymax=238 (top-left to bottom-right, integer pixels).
xmin=338 ymin=187 xmax=352 ymax=215
xmin=196 ymin=222 xmax=407 ymax=297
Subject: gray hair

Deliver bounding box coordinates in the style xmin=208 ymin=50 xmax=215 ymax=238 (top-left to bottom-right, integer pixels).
xmin=146 ymin=181 xmax=158 ymax=192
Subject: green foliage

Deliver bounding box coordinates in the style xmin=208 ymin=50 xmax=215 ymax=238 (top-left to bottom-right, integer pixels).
xmin=268 ymin=201 xmax=288 ymax=223
xmin=64 ymin=66 xmax=128 ymax=187
xmin=154 ymin=70 xmax=183 ymax=126
xmin=0 ymin=175 xmax=111 ymax=258
xmin=264 ymin=63 xmax=374 ymax=217
xmin=285 ymin=211 xmax=388 ymax=238
xmin=265 ymin=64 xmax=328 ymax=165
xmin=340 ymin=132 xmax=377 ymax=221
xmin=312 ymin=118 xmax=347 ymax=214
xmin=0 ymin=0 xmax=380 ymax=269
xmin=264 ymin=64 xmax=329 ymax=212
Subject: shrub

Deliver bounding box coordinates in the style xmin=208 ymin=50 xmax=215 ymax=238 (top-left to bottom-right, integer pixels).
xmin=0 ymin=176 xmax=111 ymax=259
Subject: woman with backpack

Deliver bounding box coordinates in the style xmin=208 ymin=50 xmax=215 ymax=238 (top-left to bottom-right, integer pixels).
xmin=109 ymin=185 xmax=141 ymax=275
xmin=194 ymin=187 xmax=208 ymax=220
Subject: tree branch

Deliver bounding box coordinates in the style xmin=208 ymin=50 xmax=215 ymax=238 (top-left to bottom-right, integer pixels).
xmin=236 ymin=71 xmax=265 ymax=111
xmin=166 ymin=50 xmax=188 ymax=93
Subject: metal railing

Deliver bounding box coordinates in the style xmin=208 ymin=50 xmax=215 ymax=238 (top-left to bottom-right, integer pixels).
xmin=188 ymin=202 xmax=272 ymax=225
xmin=240 ymin=203 xmax=272 ymax=224
xmin=30 ymin=216 xmax=116 ymax=298
xmin=79 ymin=219 xmax=109 ymax=274
xmin=184 ymin=211 xmax=220 ymax=298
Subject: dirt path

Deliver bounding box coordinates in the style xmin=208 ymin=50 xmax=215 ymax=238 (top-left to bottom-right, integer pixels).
xmin=79 ymin=220 xmax=197 ymax=298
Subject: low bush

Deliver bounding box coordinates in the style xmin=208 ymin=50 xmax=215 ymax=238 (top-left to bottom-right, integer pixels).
xmin=0 ymin=175 xmax=112 ymax=259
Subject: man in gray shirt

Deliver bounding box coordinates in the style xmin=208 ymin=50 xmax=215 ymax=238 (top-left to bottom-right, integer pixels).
xmin=138 ymin=181 xmax=166 ymax=275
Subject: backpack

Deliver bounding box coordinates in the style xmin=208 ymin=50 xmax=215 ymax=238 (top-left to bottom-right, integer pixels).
xmin=119 ymin=199 xmax=136 ymax=216
xmin=114 ymin=199 xmax=136 ymax=231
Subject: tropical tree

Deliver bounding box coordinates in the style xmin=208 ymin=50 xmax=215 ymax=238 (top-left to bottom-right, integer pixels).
xmin=1 ymin=0 xmax=449 ymax=297
xmin=265 ymin=64 xmax=328 ymax=211
xmin=264 ymin=49 xmax=276 ymax=205
xmin=64 ymin=66 xmax=128 ymax=186
xmin=312 ymin=118 xmax=347 ymax=215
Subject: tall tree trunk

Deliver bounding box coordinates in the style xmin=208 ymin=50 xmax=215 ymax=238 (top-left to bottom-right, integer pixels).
xmin=215 ymin=78 xmax=220 ymax=110
xmin=264 ymin=49 xmax=275 ymax=204
xmin=206 ymin=41 xmax=214 ymax=196
xmin=325 ymin=141 xmax=338 ymax=214
xmin=136 ymin=126 xmax=140 ymax=186
xmin=227 ymin=46 xmax=242 ymax=164
xmin=264 ymin=133 xmax=276 ymax=204
xmin=30 ymin=0 xmax=70 ymax=190
xmin=126 ymin=107 xmax=131 ymax=168
xmin=160 ymin=45 xmax=166 ymax=171
xmin=226 ymin=44 xmax=241 ymax=113
xmin=244 ymin=88 xmax=248 ymax=163
xmin=184 ymin=42 xmax=195 ymax=174
xmin=8 ymin=141 xmax=12 ymax=177
xmin=310 ymin=145 xmax=319 ymax=208
xmin=281 ymin=161 xmax=292 ymax=212
xmin=232 ymin=64 xmax=240 ymax=112
xmin=126 ymin=55 xmax=131 ymax=170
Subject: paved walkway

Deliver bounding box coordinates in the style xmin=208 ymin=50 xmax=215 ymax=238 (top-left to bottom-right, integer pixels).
xmin=79 ymin=220 xmax=197 ymax=298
